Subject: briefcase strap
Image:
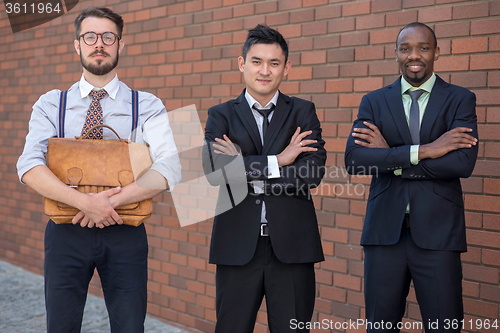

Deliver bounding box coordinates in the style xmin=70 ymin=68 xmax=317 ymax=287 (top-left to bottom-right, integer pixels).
xmin=58 ymin=89 xmax=139 ymax=142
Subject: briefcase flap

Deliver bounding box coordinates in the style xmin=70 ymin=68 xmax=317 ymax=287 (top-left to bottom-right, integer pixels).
xmin=46 ymin=137 xmax=152 ymax=187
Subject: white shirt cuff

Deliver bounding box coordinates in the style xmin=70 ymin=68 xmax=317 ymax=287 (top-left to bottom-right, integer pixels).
xmin=266 ymin=156 xmax=280 ymax=179
xmin=253 ymin=180 xmax=264 ymax=194
xmin=410 ymin=145 xmax=420 ymax=165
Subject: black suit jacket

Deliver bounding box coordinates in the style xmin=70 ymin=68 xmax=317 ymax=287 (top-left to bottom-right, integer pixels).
xmin=204 ymin=90 xmax=326 ymax=265
xmin=345 ymin=75 xmax=478 ymax=252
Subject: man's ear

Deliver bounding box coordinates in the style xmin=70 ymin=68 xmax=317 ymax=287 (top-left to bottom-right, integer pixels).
xmin=434 ymin=46 xmax=440 ymax=61
xmin=238 ymin=56 xmax=245 ymax=73
xmin=74 ymin=39 xmax=80 ymax=55
xmin=283 ymin=60 xmax=291 ymax=77
xmin=118 ymin=38 xmax=125 ymax=55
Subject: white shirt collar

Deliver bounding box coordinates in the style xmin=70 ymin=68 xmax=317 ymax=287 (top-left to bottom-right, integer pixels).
xmin=79 ymin=74 xmax=120 ymax=99
xmin=245 ymin=90 xmax=279 ymax=110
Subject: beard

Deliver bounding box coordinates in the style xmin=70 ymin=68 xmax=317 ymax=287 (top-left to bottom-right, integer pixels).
xmin=80 ymin=48 xmax=119 ymax=76
xmin=404 ymin=72 xmax=426 ymax=85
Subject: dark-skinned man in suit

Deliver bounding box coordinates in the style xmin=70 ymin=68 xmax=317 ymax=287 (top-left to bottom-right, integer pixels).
xmin=345 ymin=22 xmax=478 ymax=332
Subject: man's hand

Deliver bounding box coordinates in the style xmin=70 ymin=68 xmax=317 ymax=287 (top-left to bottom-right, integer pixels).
xmin=213 ymin=134 xmax=240 ymax=156
xmin=352 ymin=122 xmax=389 ymax=148
xmin=72 ymin=187 xmax=123 ymax=228
xmin=276 ymin=127 xmax=318 ymax=167
xmin=419 ymin=127 xmax=477 ymax=160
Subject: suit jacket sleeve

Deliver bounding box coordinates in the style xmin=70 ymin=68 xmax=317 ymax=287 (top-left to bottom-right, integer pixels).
xmin=401 ymin=91 xmax=478 ymax=179
xmin=268 ymin=101 xmax=326 ymax=190
xmin=345 ymin=94 xmax=413 ymax=175
xmin=203 ymin=106 xmax=250 ymax=186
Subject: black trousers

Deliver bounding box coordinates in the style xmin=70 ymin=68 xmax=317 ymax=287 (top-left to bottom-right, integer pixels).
xmin=215 ymin=236 xmax=316 ymax=333
xmin=44 ymin=220 xmax=148 ymax=333
xmin=364 ymin=225 xmax=463 ymax=333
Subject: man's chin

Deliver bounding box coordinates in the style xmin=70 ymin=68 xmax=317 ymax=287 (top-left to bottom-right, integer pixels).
xmin=82 ymin=59 xmax=118 ymax=76
xmin=80 ymin=51 xmax=119 ymax=76
xmin=255 ymin=86 xmax=276 ymax=95
xmin=84 ymin=65 xmax=114 ymax=76
xmin=404 ymin=73 xmax=426 ymax=85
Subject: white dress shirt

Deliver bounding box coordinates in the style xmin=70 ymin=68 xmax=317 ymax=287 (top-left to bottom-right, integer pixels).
xmin=17 ymin=74 xmax=181 ymax=190
xmin=244 ymin=90 xmax=281 ymax=223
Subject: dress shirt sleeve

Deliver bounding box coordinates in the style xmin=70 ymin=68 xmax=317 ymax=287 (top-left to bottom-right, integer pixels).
xmin=139 ymin=92 xmax=181 ymax=191
xmin=17 ymin=89 xmax=60 ymax=184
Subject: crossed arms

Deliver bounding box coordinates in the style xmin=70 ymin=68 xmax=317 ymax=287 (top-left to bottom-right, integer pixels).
xmin=203 ymin=102 xmax=327 ymax=192
xmin=345 ymin=91 xmax=478 ymax=179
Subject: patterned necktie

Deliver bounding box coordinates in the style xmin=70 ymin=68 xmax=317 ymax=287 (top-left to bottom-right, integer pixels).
xmin=407 ymin=90 xmax=425 ymax=145
xmin=253 ymin=104 xmax=275 ymax=143
xmin=81 ymin=90 xmax=107 ymax=139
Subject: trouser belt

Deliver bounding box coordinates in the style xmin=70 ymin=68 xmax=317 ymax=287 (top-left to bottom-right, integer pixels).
xmin=260 ymin=223 xmax=269 ymax=236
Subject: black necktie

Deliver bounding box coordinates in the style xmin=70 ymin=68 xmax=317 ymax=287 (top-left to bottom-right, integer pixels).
xmin=407 ymin=90 xmax=425 ymax=145
xmin=253 ymin=104 xmax=275 ymax=142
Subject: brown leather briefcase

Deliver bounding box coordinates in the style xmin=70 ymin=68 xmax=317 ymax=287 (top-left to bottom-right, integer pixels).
xmin=44 ymin=125 xmax=153 ymax=226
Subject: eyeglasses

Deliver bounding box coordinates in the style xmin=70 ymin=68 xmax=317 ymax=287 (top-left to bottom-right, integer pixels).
xmin=78 ymin=31 xmax=120 ymax=46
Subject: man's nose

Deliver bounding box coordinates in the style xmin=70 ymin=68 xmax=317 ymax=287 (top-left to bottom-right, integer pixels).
xmin=94 ymin=35 xmax=105 ymax=48
xmin=260 ymin=63 xmax=271 ymax=75
xmin=408 ymin=48 xmax=420 ymax=60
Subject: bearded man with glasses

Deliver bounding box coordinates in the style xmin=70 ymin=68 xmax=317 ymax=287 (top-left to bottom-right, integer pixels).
xmin=17 ymin=7 xmax=181 ymax=333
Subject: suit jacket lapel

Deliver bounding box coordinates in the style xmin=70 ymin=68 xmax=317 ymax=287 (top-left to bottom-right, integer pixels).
xmin=263 ymin=92 xmax=291 ymax=155
xmin=234 ymin=90 xmax=263 ymax=154
xmin=384 ymin=78 xmax=413 ymax=145
xmin=420 ymin=75 xmax=449 ymax=144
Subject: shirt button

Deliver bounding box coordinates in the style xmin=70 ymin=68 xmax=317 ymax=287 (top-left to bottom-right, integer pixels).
xmin=256 ymin=199 xmax=261 ymax=204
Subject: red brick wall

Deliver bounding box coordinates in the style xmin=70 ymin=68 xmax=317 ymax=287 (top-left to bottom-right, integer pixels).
xmin=1 ymin=0 xmax=499 ymax=332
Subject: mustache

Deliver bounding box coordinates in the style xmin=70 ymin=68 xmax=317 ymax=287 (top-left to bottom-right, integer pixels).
xmin=89 ymin=50 xmax=110 ymax=57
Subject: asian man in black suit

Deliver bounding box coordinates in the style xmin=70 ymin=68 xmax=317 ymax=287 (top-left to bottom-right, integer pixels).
xmin=345 ymin=22 xmax=478 ymax=332
xmin=204 ymin=25 xmax=327 ymax=332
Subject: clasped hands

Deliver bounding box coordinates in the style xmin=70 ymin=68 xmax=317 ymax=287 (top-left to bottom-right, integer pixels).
xmin=71 ymin=187 xmax=123 ymax=229
xmin=352 ymin=121 xmax=477 ymax=159
xmin=213 ymin=127 xmax=317 ymax=167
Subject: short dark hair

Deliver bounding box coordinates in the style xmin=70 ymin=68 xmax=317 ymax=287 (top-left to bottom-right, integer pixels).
xmin=242 ymin=24 xmax=289 ymax=64
xmin=396 ymin=22 xmax=437 ymax=48
xmin=74 ymin=7 xmax=124 ymax=39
